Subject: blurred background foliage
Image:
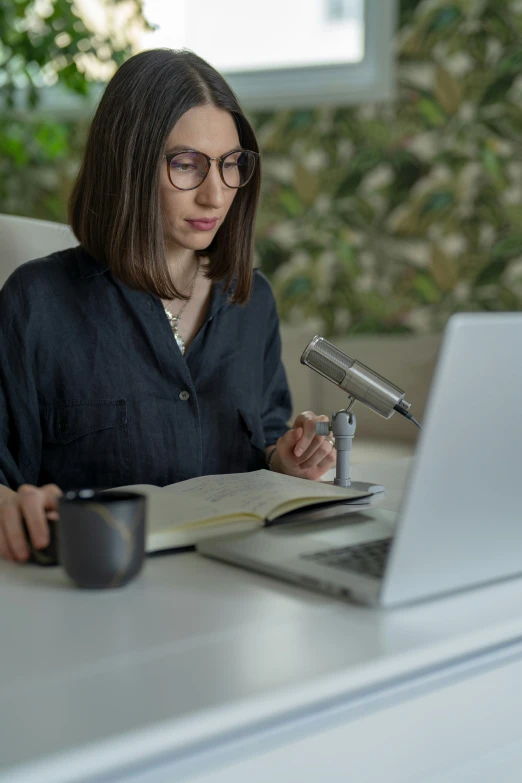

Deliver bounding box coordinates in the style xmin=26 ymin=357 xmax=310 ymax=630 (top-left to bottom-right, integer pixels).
xmin=0 ymin=0 xmax=152 ymax=221
xmin=1 ymin=0 xmax=522 ymax=335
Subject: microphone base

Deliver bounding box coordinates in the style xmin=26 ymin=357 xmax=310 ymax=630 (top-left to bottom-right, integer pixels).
xmin=353 ymin=481 xmax=384 ymax=495
xmin=334 ymin=480 xmax=385 ymax=495
xmin=324 ymin=479 xmax=384 ymax=495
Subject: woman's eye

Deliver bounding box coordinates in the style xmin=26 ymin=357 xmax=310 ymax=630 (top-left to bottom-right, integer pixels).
xmin=224 ymin=153 xmax=247 ymax=169
xmin=172 ymin=162 xmax=197 ymax=171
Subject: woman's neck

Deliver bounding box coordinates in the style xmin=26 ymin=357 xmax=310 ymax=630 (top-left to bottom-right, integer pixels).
xmin=165 ymin=246 xmax=200 ymax=294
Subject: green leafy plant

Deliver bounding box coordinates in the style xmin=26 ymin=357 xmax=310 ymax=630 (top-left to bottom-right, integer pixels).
xmin=0 ymin=0 xmax=152 ymax=219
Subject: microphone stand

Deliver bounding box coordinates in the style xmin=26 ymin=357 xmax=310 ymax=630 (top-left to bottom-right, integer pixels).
xmin=316 ymin=398 xmax=384 ymax=494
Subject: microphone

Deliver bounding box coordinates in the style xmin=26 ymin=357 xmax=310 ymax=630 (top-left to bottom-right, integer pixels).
xmin=300 ymin=335 xmax=412 ymax=420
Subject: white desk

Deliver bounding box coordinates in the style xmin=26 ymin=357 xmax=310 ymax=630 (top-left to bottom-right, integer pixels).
xmin=2 ymin=459 xmax=522 ymax=783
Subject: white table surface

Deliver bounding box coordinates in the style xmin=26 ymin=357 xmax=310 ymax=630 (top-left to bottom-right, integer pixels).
xmin=2 ymin=459 xmax=522 ymax=783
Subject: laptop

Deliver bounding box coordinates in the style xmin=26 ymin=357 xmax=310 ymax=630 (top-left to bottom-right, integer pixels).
xmin=198 ymin=314 xmax=522 ymax=607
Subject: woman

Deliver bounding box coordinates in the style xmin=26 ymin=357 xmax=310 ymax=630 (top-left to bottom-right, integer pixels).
xmin=0 ymin=49 xmax=335 ymax=563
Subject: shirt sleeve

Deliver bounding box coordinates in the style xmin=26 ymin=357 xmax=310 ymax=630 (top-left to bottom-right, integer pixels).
xmin=259 ymin=275 xmax=293 ymax=446
xmin=0 ymin=270 xmax=42 ymax=489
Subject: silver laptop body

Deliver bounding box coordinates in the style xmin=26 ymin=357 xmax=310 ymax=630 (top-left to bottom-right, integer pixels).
xmin=198 ymin=314 xmax=522 ymax=607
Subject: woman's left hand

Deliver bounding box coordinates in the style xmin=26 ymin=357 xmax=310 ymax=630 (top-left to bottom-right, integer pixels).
xmin=270 ymin=411 xmax=336 ymax=481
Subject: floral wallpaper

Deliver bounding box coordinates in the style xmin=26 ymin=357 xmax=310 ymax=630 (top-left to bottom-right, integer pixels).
xmin=251 ymin=0 xmax=522 ymax=335
xmin=2 ymin=0 xmax=521 ymax=335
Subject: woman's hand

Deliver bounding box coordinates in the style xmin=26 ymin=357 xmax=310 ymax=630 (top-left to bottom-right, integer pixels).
xmin=0 ymin=484 xmax=63 ymax=562
xmin=270 ymin=411 xmax=336 ymax=481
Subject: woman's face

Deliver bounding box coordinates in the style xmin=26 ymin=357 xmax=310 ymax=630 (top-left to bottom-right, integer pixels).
xmin=160 ymin=105 xmax=241 ymax=254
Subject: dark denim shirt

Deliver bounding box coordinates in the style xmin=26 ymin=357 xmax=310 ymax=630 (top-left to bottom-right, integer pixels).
xmin=0 ymin=246 xmax=292 ymax=492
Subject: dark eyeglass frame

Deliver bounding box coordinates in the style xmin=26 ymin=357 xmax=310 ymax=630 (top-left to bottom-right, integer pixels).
xmin=164 ymin=148 xmax=259 ymax=191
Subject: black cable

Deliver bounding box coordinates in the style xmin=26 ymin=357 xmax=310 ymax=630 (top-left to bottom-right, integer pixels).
xmin=393 ymin=403 xmax=423 ymax=430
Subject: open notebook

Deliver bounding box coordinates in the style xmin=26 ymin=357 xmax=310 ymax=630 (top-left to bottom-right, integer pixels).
xmin=111 ymin=469 xmax=371 ymax=552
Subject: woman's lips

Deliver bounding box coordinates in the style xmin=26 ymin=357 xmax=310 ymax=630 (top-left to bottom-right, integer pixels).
xmin=186 ymin=218 xmax=218 ymax=231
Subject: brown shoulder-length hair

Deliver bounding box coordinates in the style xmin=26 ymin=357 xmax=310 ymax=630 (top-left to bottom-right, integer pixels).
xmin=68 ymin=48 xmax=261 ymax=304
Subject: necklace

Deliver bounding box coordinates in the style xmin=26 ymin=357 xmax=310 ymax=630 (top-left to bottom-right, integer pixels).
xmin=164 ymin=261 xmax=199 ymax=356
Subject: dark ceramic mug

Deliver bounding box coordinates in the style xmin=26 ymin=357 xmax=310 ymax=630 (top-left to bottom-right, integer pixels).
xmin=57 ymin=489 xmax=147 ymax=589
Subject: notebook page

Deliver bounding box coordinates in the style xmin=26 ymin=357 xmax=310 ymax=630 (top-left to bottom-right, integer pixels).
xmin=170 ymin=470 xmax=369 ymax=521
xmin=112 ymin=484 xmax=259 ymax=531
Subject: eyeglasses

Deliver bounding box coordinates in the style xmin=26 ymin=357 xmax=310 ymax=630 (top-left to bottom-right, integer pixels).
xmin=164 ymin=148 xmax=259 ymax=191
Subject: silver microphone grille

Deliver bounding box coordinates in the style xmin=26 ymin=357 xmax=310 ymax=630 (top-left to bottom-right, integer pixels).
xmin=301 ymin=337 xmax=355 ymax=385
xmin=301 ymin=335 xmax=410 ymax=418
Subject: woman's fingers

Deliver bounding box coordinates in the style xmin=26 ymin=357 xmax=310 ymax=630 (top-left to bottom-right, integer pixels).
xmin=42 ymin=484 xmax=63 ymax=523
xmin=291 ymin=411 xmax=315 ymax=457
xmin=0 ymin=483 xmax=63 ymax=562
xmin=298 ymin=436 xmax=336 ymax=470
xmin=293 ymin=414 xmax=331 ymax=461
xmin=274 ymin=411 xmax=337 ymax=480
xmin=2 ymin=499 xmax=30 ymax=561
xmin=23 ymin=483 xmax=62 ymax=549
xmin=0 ymin=521 xmax=15 ymax=561
xmin=17 ymin=485 xmax=50 ymax=550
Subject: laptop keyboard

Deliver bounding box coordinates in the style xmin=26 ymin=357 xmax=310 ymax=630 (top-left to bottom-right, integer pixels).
xmin=302 ymin=538 xmax=392 ymax=580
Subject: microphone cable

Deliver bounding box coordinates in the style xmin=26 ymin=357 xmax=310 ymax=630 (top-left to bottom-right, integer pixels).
xmin=393 ymin=404 xmax=423 ymax=430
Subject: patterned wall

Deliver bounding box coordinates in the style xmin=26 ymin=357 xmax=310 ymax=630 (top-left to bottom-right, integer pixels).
xmin=251 ymin=0 xmax=522 ymax=335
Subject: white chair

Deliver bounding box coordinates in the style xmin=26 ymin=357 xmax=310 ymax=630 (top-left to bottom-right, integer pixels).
xmin=0 ymin=213 xmax=76 ymax=289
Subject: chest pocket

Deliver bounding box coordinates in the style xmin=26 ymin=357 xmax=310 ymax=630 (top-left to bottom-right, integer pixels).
xmin=39 ymin=399 xmax=130 ymax=491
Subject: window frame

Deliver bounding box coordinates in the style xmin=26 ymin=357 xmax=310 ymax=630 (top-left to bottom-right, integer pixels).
xmin=223 ymin=0 xmax=397 ymax=109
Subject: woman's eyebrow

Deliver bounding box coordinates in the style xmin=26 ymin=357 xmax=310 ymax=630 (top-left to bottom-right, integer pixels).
xmin=165 ymin=144 xmax=194 ymax=154
xmin=165 ymin=145 xmax=243 ymax=156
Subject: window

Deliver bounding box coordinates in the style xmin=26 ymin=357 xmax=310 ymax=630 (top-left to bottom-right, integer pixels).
xmin=140 ymin=0 xmax=397 ymax=108
xmin=9 ymin=0 xmax=395 ymax=114
xmin=327 ymin=0 xmax=362 ymax=23
xmin=142 ymin=0 xmax=364 ymax=72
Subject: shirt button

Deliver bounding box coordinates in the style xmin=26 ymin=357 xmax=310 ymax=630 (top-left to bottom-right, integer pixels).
xmin=179 ymin=390 xmax=190 ymax=401
xmin=58 ymin=419 xmax=68 ymax=432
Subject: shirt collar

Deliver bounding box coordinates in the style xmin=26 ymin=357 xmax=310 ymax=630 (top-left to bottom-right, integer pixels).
xmin=74 ymin=246 xmax=242 ymax=317
xmin=74 ymin=246 xmax=110 ymax=279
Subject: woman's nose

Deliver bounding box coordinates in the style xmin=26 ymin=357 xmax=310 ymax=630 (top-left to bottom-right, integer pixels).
xmin=195 ymin=160 xmax=226 ymax=208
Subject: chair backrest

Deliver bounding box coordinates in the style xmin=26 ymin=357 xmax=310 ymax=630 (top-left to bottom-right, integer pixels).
xmin=0 ymin=213 xmax=76 ymax=289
